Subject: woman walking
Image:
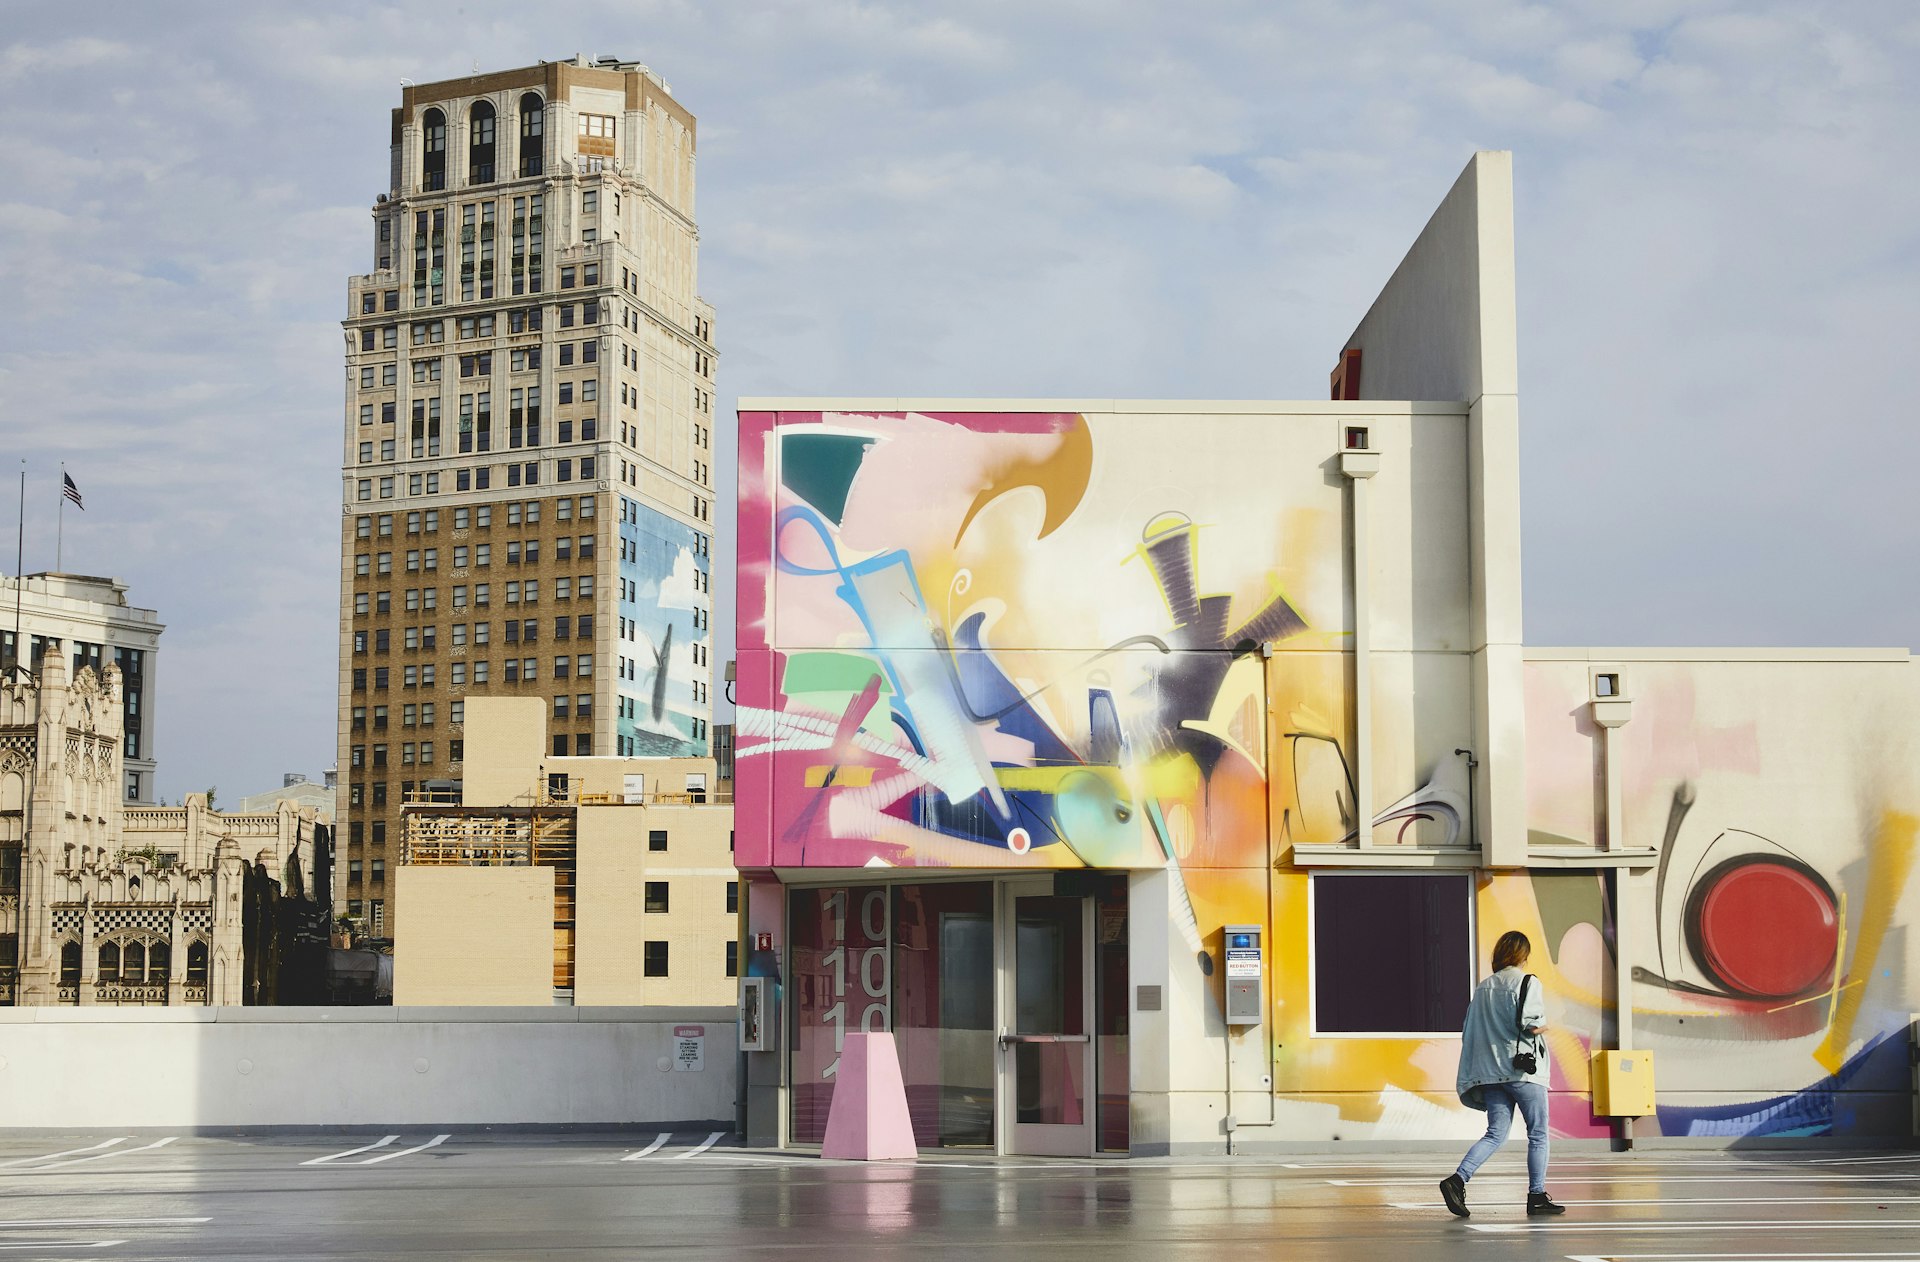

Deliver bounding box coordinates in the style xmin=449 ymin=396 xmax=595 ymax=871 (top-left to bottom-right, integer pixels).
xmin=1439 ymin=930 xmax=1565 ymax=1218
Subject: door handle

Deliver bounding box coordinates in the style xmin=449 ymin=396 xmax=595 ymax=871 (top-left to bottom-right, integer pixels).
xmin=999 ymin=1033 xmax=1090 ymax=1045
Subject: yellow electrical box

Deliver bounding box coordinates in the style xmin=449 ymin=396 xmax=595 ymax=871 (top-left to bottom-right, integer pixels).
xmin=1591 ymin=1049 xmax=1657 ymax=1116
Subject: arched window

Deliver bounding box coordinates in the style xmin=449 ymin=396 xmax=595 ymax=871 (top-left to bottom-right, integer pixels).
xmin=148 ymin=941 xmax=171 ymax=984
xmin=422 ymin=107 xmax=447 ymax=191
xmin=469 ymin=100 xmax=496 ymax=184
xmin=59 ymin=941 xmax=80 ymax=985
xmin=97 ymin=941 xmax=121 ymax=983
xmin=187 ymin=941 xmax=209 ymax=985
xmin=518 ymin=93 xmax=544 ymax=177
xmin=122 ymin=940 xmax=146 ymax=983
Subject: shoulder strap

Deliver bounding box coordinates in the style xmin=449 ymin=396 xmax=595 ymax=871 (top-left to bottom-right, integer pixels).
xmin=1515 ymin=973 xmax=1537 ymax=1046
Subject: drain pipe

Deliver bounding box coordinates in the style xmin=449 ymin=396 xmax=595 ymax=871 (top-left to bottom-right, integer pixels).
xmin=1454 ymin=749 xmax=1479 ymax=848
xmin=1590 ymin=677 xmax=1634 ymax=1151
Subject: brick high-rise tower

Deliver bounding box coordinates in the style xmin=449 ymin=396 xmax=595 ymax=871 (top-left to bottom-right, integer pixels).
xmin=338 ymin=57 xmax=718 ymax=937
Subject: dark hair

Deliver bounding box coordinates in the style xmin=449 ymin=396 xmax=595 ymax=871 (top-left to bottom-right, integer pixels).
xmin=1492 ymin=930 xmax=1532 ymax=971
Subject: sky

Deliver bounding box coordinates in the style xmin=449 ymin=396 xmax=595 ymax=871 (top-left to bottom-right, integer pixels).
xmin=1 ymin=1 xmax=1915 ymax=804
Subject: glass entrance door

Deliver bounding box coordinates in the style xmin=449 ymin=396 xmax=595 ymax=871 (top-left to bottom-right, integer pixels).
xmin=1000 ymin=883 xmax=1095 ymax=1156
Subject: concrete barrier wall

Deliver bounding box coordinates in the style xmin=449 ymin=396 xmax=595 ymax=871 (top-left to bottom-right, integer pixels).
xmin=0 ymin=1006 xmax=737 ymax=1130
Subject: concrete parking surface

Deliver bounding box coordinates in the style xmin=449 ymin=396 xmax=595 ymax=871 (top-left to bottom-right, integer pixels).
xmin=1 ymin=1131 xmax=1918 ymax=1259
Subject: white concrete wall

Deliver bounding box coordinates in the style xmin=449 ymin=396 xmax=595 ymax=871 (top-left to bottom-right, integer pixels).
xmin=1340 ymin=151 xmax=1527 ymax=863
xmin=0 ymin=1007 xmax=736 ymax=1129
xmin=1342 ymin=150 xmax=1517 ymax=405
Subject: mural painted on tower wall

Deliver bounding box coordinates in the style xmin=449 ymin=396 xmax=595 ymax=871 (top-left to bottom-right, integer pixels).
xmin=735 ymin=409 xmax=1918 ymax=1140
xmin=617 ymin=498 xmax=711 ymax=757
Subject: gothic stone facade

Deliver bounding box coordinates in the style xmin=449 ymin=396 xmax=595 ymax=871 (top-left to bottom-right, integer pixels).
xmin=1 ymin=655 xmax=329 ymax=1006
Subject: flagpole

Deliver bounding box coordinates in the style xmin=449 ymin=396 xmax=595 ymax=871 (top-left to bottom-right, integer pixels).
xmin=11 ymin=463 xmax=23 ymax=681
xmin=56 ymin=461 xmax=64 ymax=573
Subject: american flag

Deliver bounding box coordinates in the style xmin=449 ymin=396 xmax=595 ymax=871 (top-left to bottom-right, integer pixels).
xmin=62 ymin=473 xmax=83 ymax=510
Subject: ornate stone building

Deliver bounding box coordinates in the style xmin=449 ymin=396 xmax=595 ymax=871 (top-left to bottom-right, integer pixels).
xmin=1 ymin=655 xmax=332 ymax=1006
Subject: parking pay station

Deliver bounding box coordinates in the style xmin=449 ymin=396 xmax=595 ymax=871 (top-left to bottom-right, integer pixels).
xmin=1223 ymin=924 xmax=1264 ymax=1025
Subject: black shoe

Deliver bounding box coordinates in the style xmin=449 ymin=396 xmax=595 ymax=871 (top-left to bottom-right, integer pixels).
xmin=1439 ymin=1174 xmax=1469 ymax=1218
xmin=1527 ymin=1191 xmax=1566 ymax=1216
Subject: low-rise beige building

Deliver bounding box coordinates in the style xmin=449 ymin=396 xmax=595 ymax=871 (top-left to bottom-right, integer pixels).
xmin=395 ymin=695 xmax=734 ymax=1005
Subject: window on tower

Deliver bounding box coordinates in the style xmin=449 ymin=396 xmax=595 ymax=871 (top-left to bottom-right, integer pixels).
xmin=469 ymin=100 xmax=496 ymax=184
xmin=422 ymin=108 xmax=447 ymax=191
xmin=518 ymin=93 xmax=544 ymax=177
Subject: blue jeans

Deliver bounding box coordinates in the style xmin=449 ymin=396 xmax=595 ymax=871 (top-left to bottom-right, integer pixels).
xmin=1456 ymin=1081 xmax=1549 ymax=1194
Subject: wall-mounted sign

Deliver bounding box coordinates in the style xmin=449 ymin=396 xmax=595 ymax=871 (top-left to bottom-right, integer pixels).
xmin=673 ymin=1025 xmax=705 ymax=1072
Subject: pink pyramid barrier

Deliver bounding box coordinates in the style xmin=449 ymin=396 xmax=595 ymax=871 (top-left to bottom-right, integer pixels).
xmin=821 ymin=1031 xmax=918 ymax=1161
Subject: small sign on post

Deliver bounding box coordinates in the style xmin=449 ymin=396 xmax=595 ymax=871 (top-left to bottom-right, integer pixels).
xmin=673 ymin=1025 xmax=705 ymax=1073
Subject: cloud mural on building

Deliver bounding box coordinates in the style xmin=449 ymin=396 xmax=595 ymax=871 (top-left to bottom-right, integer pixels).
xmin=618 ymin=499 xmax=711 ymax=757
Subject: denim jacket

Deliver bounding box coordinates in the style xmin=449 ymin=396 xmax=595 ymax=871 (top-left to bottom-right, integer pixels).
xmin=1455 ymin=965 xmax=1548 ymax=1109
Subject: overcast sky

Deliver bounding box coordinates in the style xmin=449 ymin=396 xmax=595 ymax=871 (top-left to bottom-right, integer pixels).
xmin=2 ymin=1 xmax=1915 ymax=803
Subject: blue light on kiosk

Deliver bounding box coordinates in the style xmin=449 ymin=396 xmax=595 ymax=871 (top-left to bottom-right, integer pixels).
xmin=1229 ymin=933 xmax=1253 ymax=949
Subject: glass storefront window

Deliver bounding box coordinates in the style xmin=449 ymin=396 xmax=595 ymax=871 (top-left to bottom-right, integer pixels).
xmin=788 ymin=885 xmax=889 ymax=1145
xmin=786 ymin=878 xmax=1129 ymax=1153
xmin=893 ymin=883 xmax=995 ymax=1148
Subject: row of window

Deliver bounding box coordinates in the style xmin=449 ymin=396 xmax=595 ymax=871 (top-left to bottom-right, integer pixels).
xmin=425 ymin=102 xmax=616 ymax=189
xmin=350 ymin=576 xmax=598 ymax=616
xmin=348 ymin=741 xmax=445 ymax=771
xmin=351 ymin=651 xmax=612 ymax=693
xmin=640 ymin=879 xmax=739 ymax=916
xmin=420 ymin=97 xmax=545 ymax=190
xmin=350 ymin=698 xmax=458 ymax=727
xmin=352 ymin=499 xmax=593 ymax=539
xmin=353 ymin=457 xmax=597 ymax=501
xmin=350 ymin=651 xmax=594 ymax=693
xmin=57 ymin=939 xmax=208 ymax=987
xmin=353 ymin=615 xmax=596 ymax=654
xmin=353 ymin=535 xmax=598 ymax=574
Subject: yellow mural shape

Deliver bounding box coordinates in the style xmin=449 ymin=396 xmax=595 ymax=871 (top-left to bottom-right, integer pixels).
xmin=1815 ymin=810 xmax=1916 ymax=1075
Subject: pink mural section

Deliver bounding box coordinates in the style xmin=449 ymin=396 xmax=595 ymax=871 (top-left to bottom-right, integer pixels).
xmin=736 ymin=408 xmax=1290 ymax=895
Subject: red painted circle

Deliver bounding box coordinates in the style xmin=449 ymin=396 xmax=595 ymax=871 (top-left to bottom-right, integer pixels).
xmin=1696 ymin=860 xmax=1838 ymax=998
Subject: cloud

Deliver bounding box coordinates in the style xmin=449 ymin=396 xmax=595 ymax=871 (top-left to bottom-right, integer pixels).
xmin=2 ymin=0 xmax=1916 ymax=800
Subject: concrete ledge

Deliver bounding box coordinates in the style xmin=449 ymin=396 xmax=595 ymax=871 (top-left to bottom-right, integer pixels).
xmin=737 ymin=397 xmax=1469 ymax=416
xmin=1526 ymin=646 xmax=1913 ymax=664
xmin=0 ymin=1005 xmax=735 ymax=1025
xmin=1286 ymin=845 xmax=1484 ymax=869
xmin=0 ymin=1007 xmax=739 ymax=1129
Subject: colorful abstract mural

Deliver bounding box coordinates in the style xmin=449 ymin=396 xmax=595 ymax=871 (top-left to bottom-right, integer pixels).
xmin=737 ymin=407 xmax=1919 ymax=1144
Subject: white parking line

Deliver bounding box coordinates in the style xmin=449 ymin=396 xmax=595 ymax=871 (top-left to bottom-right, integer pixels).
xmin=0 ymin=1242 xmax=127 ymax=1252
xmin=357 ymin=1134 xmax=449 ymax=1165
xmin=1476 ymin=1218 xmax=1920 ymax=1234
xmin=1574 ymin=1244 xmax=1920 ymax=1252
xmin=1286 ymin=1157 xmax=1791 ymax=1171
xmin=619 ymin=1134 xmax=671 ymax=1162
xmin=300 ymin=1136 xmax=399 ymax=1166
xmin=673 ymin=1132 xmax=727 ymax=1159
xmin=0 ymin=1218 xmax=210 ymax=1229
xmin=1334 ymin=1174 xmax=1920 ymax=1186
xmin=1394 ymin=1196 xmax=1920 ymax=1209
xmin=0 ymin=1140 xmax=126 ymax=1169
xmin=24 ymin=1138 xmax=176 ymax=1172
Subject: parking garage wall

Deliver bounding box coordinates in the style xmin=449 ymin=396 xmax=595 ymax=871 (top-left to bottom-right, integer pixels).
xmin=0 ymin=1006 xmax=735 ymax=1129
